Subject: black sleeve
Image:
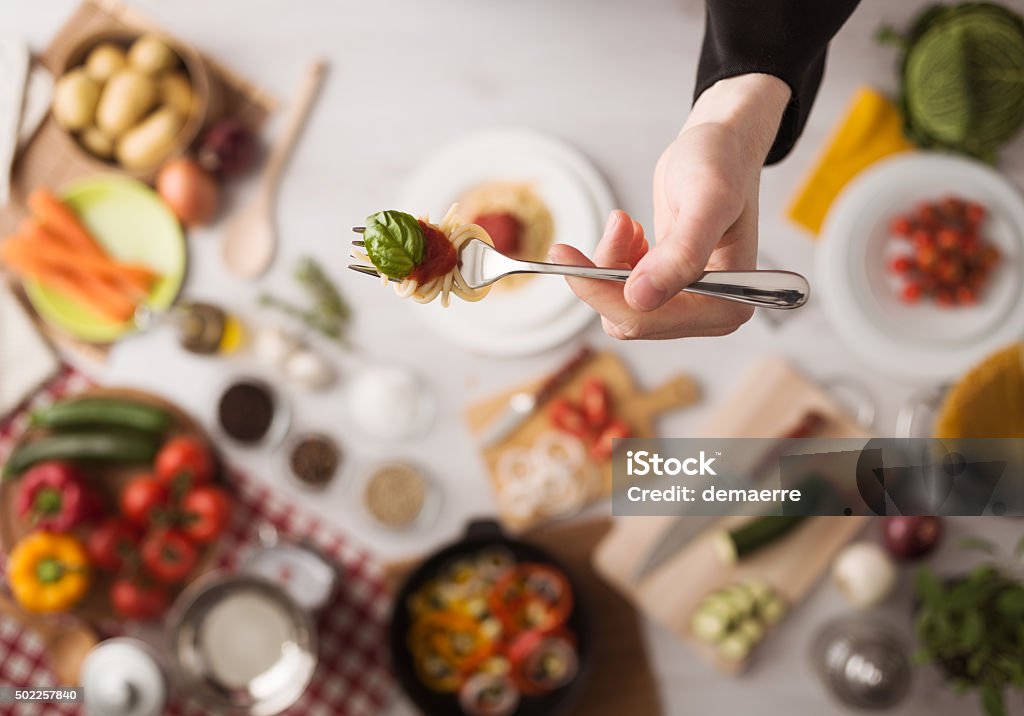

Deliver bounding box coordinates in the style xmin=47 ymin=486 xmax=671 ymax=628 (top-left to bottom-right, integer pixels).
xmin=694 ymin=0 xmax=861 ymax=164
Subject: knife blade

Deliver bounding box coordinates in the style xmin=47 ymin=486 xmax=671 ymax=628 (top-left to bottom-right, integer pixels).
xmin=479 ymin=346 xmax=594 ymax=449
xmin=632 ymin=409 xmax=831 ymax=581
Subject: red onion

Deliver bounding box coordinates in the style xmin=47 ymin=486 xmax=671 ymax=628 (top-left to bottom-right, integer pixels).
xmin=882 ymin=516 xmax=943 ymax=560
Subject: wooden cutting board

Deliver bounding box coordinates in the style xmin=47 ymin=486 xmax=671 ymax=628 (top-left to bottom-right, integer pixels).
xmin=465 ymin=350 xmax=700 ymax=531
xmin=593 ymin=356 xmax=871 ymax=673
xmin=385 ymin=518 xmax=664 ymax=716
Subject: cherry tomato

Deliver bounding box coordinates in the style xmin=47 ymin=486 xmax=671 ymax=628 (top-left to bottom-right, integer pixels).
xmin=889 ymin=256 xmax=913 ymax=274
xmin=548 ymin=398 xmax=590 ymax=440
xmin=911 ymin=229 xmax=934 ymax=249
xmin=965 ymin=202 xmax=985 ymax=224
xmin=939 ymin=196 xmax=965 ymax=218
xmin=590 ymin=419 xmax=631 ymax=462
xmin=918 ymin=203 xmax=939 ymax=227
xmin=935 ymin=288 xmax=955 ymax=307
xmin=889 ymin=216 xmax=913 ymax=237
xmin=181 ymin=485 xmax=231 ymax=543
xmin=141 ymin=529 xmax=198 ymax=583
xmin=937 ymin=228 xmax=961 ymax=250
xmin=916 ymin=244 xmax=938 ymax=269
xmin=111 ymin=577 xmax=168 ymax=620
xmin=901 ymin=282 xmax=922 ymax=304
xmin=87 ymin=518 xmax=140 ymax=572
xmin=935 ymin=258 xmax=964 ymax=284
xmin=120 ymin=474 xmax=167 ymax=525
xmin=156 ymin=436 xmax=215 ymax=491
xmin=580 ymin=378 xmax=611 ymax=429
xmin=956 ymin=286 xmax=977 ymax=305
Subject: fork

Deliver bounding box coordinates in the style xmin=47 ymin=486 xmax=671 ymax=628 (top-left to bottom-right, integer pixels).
xmin=349 ymin=232 xmax=809 ymax=309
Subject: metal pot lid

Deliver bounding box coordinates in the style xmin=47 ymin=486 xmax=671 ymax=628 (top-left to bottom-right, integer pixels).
xmin=81 ymin=638 xmax=168 ymax=716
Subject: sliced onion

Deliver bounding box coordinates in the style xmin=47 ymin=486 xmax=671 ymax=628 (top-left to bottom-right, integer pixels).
xmin=458 ymin=673 xmax=519 ymax=716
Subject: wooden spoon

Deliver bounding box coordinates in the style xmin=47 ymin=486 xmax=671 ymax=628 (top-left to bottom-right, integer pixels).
xmin=0 ymin=592 xmax=98 ymax=685
xmin=222 ymin=58 xmax=328 ymax=279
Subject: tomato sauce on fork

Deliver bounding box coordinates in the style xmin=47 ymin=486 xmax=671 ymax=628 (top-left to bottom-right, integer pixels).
xmin=411 ymin=220 xmax=457 ymax=284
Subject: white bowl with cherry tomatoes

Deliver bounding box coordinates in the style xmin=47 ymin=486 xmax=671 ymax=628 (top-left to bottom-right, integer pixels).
xmin=817 ymin=153 xmax=1024 ymax=382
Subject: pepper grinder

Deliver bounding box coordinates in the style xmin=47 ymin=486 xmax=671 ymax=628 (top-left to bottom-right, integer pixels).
xmin=811 ymin=617 xmax=913 ymax=711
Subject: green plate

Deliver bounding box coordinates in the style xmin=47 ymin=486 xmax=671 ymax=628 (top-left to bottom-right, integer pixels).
xmin=23 ymin=175 xmax=186 ymax=343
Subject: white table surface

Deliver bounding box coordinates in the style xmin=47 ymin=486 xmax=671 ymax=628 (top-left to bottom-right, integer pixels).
xmin=6 ymin=1 xmax=1024 ymax=714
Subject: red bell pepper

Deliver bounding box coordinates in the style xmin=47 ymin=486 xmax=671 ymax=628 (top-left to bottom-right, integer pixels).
xmin=15 ymin=461 xmax=98 ymax=532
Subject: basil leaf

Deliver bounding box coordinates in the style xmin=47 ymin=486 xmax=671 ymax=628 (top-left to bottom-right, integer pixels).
xmin=363 ymin=210 xmax=424 ymax=279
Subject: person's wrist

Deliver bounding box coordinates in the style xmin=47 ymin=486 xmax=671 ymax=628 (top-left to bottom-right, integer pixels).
xmin=683 ymin=73 xmax=791 ymax=166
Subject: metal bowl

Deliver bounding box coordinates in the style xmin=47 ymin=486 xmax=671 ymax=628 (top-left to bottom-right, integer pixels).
xmin=167 ymin=572 xmax=316 ymax=715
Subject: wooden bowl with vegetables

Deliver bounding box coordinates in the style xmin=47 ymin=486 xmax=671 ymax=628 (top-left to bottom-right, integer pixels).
xmin=0 ymin=389 xmax=230 ymax=626
xmin=51 ymin=30 xmax=214 ymax=180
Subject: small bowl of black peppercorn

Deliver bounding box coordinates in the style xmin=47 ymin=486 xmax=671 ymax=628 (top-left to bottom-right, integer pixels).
xmin=215 ymin=376 xmax=291 ymax=448
xmin=285 ymin=432 xmax=342 ymax=491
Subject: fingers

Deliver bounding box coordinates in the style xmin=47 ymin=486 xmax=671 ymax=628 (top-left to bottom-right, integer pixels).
xmin=547 ymin=241 xmax=752 ymax=340
xmin=626 ymin=181 xmax=737 ymax=312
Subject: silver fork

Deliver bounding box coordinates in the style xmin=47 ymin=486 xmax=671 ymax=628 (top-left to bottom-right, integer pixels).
xmin=348 ymin=231 xmax=809 ymax=309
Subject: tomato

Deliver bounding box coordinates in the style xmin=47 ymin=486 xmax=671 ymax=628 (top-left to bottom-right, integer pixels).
xmin=937 ymin=228 xmax=961 ymax=250
xmin=889 ymin=216 xmax=913 ymax=237
xmin=889 ymin=256 xmax=913 ymax=274
xmin=181 ymin=486 xmax=231 ymax=543
xmin=490 ymin=563 xmax=574 ymax=637
xmin=580 ymin=378 xmax=610 ymax=429
xmin=111 ymin=577 xmax=168 ymax=620
xmin=901 ymin=282 xmax=922 ymax=303
xmin=120 ymin=474 xmax=167 ymax=525
xmin=965 ymin=202 xmax=985 ymax=224
xmin=156 ymin=436 xmax=215 ymax=490
xmin=141 ymin=529 xmax=198 ymax=583
xmin=590 ymin=419 xmax=631 ymax=462
xmin=548 ymin=398 xmax=590 ymax=440
xmin=87 ymin=518 xmax=140 ymax=572
xmin=956 ymin=285 xmax=977 ymax=305
xmin=911 ymin=229 xmax=934 ymax=249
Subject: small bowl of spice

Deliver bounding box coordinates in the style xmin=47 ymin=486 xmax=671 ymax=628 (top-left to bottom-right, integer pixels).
xmin=216 ymin=376 xmax=290 ymax=448
xmin=357 ymin=462 xmax=440 ymax=531
xmin=286 ymin=433 xmax=342 ymax=491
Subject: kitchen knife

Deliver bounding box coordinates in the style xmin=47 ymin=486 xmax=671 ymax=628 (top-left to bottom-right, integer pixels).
xmin=479 ymin=346 xmax=594 ymax=449
xmin=632 ymin=409 xmax=829 ymax=581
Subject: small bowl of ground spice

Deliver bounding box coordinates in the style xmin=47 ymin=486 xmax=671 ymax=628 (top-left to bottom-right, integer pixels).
xmin=357 ymin=462 xmax=440 ymax=531
xmin=285 ymin=432 xmax=342 ymax=491
xmin=216 ymin=376 xmax=290 ymax=448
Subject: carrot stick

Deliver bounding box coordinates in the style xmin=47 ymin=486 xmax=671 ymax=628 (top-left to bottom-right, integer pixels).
xmin=20 ymin=221 xmax=157 ymax=295
xmin=1 ymin=236 xmax=136 ymax=322
xmin=27 ymin=189 xmax=106 ymax=258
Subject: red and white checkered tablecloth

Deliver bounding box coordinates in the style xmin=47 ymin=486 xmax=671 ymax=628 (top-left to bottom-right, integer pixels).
xmin=0 ymin=369 xmax=394 ymax=716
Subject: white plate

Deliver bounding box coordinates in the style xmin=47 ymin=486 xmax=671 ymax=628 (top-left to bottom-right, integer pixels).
xmin=817 ymin=153 xmax=1024 ymax=383
xmin=402 ymin=128 xmax=615 ymax=356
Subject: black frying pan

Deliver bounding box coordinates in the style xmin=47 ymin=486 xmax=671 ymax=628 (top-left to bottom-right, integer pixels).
xmin=389 ymin=519 xmax=592 ymax=716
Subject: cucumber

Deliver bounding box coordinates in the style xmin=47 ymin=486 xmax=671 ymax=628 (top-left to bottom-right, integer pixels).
xmin=31 ymin=399 xmax=172 ymax=434
xmin=759 ymin=596 xmax=787 ymax=626
xmin=715 ymin=516 xmax=809 ymax=565
xmin=717 ymin=633 xmax=754 ymax=663
xmin=737 ymin=618 xmax=764 ymax=642
xmin=691 ymin=607 xmax=732 ymax=643
xmin=3 ymin=432 xmax=161 ymax=477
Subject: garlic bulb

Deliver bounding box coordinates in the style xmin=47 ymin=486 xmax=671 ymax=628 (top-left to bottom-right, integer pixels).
xmin=832 ymin=542 xmax=897 ymax=609
xmin=283 ymin=348 xmax=336 ymax=389
xmin=252 ymin=324 xmax=300 ymax=367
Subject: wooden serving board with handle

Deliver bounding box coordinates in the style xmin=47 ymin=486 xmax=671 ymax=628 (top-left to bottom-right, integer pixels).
xmin=465 ymin=350 xmax=700 ymax=531
xmin=593 ymin=356 xmax=872 ymax=673
xmin=0 ymin=387 xmax=220 ymax=627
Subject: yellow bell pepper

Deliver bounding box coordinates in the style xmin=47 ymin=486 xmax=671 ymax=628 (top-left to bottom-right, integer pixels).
xmin=7 ymin=531 xmax=91 ymax=613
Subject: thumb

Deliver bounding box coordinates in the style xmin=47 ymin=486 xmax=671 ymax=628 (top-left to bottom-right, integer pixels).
xmin=624 ymin=206 xmax=730 ymax=312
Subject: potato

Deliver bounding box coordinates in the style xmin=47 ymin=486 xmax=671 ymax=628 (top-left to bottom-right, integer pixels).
xmin=116 ymin=107 xmax=184 ymax=169
xmin=84 ymin=42 xmax=126 ymax=83
xmin=127 ymin=34 xmax=178 ymax=75
xmin=78 ymin=125 xmax=115 ymax=159
xmin=96 ymin=68 xmax=158 ymax=137
xmin=160 ymin=72 xmax=193 ymax=116
xmin=53 ymin=69 xmax=101 ymax=131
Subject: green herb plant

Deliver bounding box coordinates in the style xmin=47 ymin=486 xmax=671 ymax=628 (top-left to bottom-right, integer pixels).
xmin=260 ymin=257 xmax=352 ymax=344
xmin=914 ymin=533 xmax=1024 ymax=716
